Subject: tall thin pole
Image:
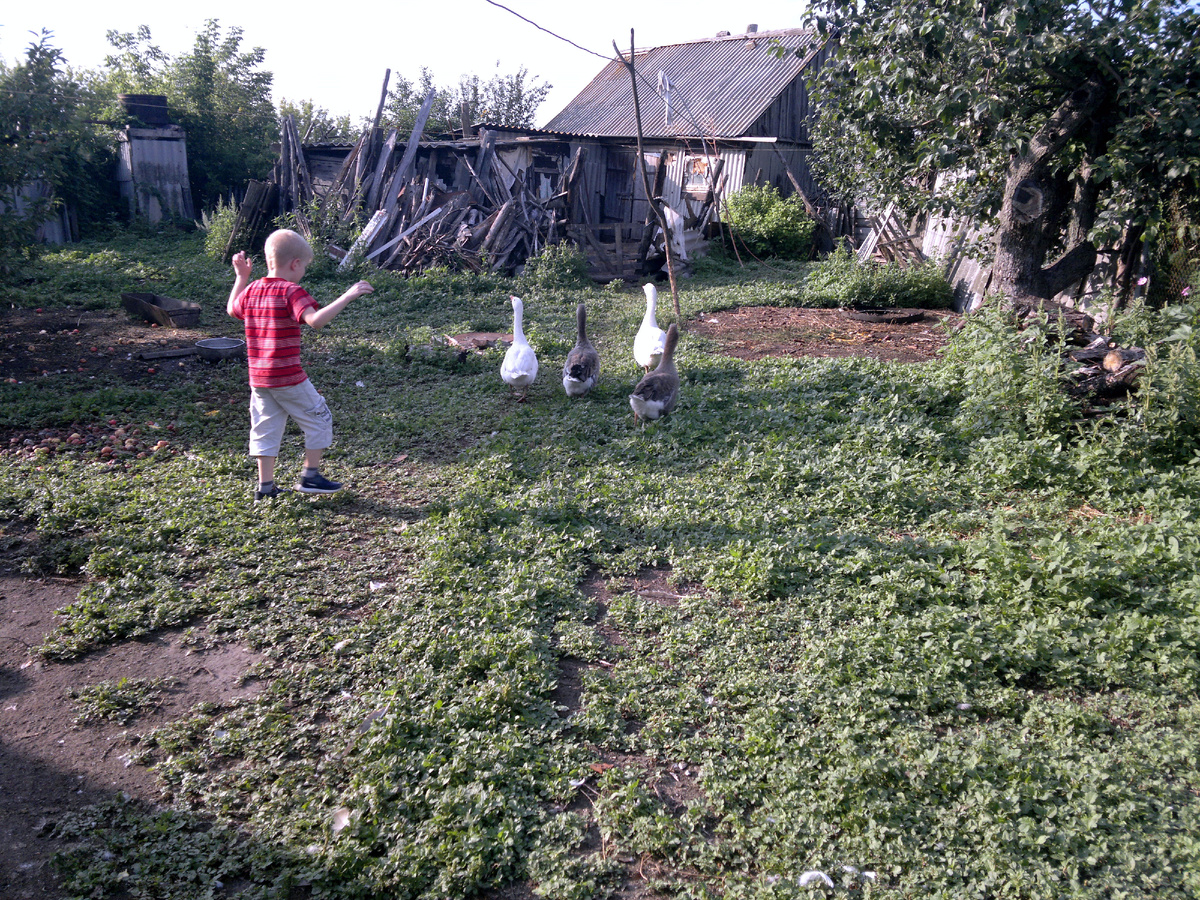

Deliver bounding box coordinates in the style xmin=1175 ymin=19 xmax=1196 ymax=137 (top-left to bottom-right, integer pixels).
xmin=615 ymin=31 xmax=681 ymax=326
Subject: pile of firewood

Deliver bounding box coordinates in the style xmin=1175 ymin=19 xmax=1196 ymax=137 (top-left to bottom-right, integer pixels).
xmin=251 ymin=94 xmax=576 ymax=276
xmin=1011 ymin=298 xmax=1146 ymax=406
xmin=1066 ymin=336 xmax=1146 ymax=405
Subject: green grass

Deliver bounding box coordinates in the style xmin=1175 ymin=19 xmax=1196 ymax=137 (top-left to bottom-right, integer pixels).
xmin=3 ymin=232 xmax=1200 ymax=899
xmin=70 ymin=677 xmax=170 ymax=726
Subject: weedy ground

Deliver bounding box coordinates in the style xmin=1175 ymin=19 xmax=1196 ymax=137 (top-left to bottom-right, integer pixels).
xmin=1 ymin=231 xmax=1199 ymax=900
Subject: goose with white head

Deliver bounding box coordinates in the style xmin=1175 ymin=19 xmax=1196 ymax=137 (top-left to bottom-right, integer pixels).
xmin=500 ymin=295 xmax=538 ymax=401
xmin=633 ymin=283 xmax=667 ymax=372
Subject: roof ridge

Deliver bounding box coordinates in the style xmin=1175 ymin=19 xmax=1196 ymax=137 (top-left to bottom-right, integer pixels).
xmin=643 ymin=26 xmax=811 ymax=50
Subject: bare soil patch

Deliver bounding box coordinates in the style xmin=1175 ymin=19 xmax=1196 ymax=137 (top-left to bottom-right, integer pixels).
xmin=0 ymin=575 xmax=264 ymax=898
xmin=0 ymin=305 xmax=959 ymax=388
xmin=0 ymin=306 xmax=238 ymax=386
xmin=690 ymin=306 xmax=958 ymax=362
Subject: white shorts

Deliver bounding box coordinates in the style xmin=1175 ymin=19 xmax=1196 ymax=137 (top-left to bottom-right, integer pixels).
xmin=248 ymin=379 xmax=334 ymax=457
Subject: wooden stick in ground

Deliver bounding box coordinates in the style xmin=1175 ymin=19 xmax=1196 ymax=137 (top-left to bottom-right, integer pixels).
xmin=365 ymin=128 xmax=399 ymax=213
xmin=615 ymin=31 xmax=681 ymax=325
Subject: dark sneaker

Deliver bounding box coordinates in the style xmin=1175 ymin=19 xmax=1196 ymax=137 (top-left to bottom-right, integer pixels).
xmin=295 ymin=472 xmax=343 ymax=494
xmin=254 ymin=484 xmax=290 ymax=501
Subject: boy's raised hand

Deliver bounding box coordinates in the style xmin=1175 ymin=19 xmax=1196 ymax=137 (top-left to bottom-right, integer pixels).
xmin=348 ymin=281 xmax=374 ymax=300
xmin=232 ymin=251 xmax=253 ymax=278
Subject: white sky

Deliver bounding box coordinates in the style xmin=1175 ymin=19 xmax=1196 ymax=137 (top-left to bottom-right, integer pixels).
xmin=2 ymin=0 xmax=807 ymax=127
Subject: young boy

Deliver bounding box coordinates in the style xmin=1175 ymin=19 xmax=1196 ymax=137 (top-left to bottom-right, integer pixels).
xmin=227 ymin=229 xmax=373 ymax=500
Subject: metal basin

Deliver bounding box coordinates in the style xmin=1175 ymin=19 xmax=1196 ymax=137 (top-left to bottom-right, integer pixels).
xmin=195 ymin=337 xmax=245 ymax=362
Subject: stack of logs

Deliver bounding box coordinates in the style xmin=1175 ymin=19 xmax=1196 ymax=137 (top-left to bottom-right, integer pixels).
xmin=1013 ymin=299 xmax=1146 ymax=407
xmin=229 ymin=94 xmax=581 ymax=276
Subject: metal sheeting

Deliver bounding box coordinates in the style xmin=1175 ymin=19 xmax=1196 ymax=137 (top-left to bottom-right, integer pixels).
xmin=544 ymin=29 xmax=820 ymax=139
xmin=117 ymin=126 xmax=195 ymax=222
xmin=0 ymin=180 xmax=71 ymax=244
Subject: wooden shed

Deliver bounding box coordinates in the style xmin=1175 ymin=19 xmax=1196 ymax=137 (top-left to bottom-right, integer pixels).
xmin=513 ymin=25 xmax=843 ymax=274
xmin=115 ymin=95 xmax=195 ymax=225
xmin=259 ymin=26 xmax=848 ymax=280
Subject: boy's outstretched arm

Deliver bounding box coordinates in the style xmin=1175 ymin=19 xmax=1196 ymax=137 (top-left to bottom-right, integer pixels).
xmin=303 ymin=281 xmax=374 ymax=330
xmin=227 ymin=252 xmax=253 ymax=317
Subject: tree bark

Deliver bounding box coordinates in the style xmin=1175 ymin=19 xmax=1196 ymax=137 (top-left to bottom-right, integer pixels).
xmin=991 ymin=72 xmax=1110 ymax=306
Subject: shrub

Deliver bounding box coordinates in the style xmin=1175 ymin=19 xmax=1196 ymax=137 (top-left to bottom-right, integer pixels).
xmin=520 ymin=242 xmax=592 ymax=290
xmin=799 ymin=244 xmax=955 ymax=309
xmin=1116 ymin=300 xmax=1200 ymax=463
xmin=721 ymin=184 xmax=816 ymax=259
xmin=199 ymin=197 xmax=239 ymax=261
xmin=0 ymin=33 xmax=119 ymax=267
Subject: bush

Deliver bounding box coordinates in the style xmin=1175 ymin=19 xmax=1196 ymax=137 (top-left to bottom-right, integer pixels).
xmin=721 ymin=184 xmax=816 ymax=260
xmin=799 ymin=244 xmax=955 ymax=309
xmin=0 ymin=33 xmax=119 ymax=267
xmin=520 ymin=242 xmax=592 ymax=290
xmin=1108 ymin=299 xmax=1200 ymax=463
xmin=199 ymin=197 xmax=239 ymax=261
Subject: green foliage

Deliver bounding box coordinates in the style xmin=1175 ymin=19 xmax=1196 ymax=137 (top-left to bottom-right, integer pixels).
xmin=199 ymin=195 xmax=239 ymax=260
xmin=99 ymin=21 xmax=277 ymax=211
xmin=800 ymin=244 xmax=955 ymax=309
xmin=458 ymin=64 xmax=552 ymax=129
xmin=0 ymin=32 xmax=119 ymax=265
xmin=1128 ymin=302 xmax=1200 ymax=462
xmin=0 ymin=231 xmax=228 ymax=309
xmin=5 ymin=233 xmax=1200 ymax=899
xmin=804 ymin=0 xmax=1200 ymax=300
xmin=938 ymin=305 xmax=1082 ymax=487
xmin=721 ymin=184 xmax=815 ymax=260
xmin=383 ymin=64 xmax=551 ymax=135
xmin=519 ymin=242 xmax=592 ymax=291
xmin=279 ymin=98 xmax=355 ymax=144
xmin=52 ymin=797 xmax=335 ymax=899
xmin=71 ymin=677 xmax=168 ymax=725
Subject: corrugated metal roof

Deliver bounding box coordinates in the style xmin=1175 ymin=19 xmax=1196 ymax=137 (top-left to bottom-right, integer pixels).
xmin=543 ymin=28 xmax=821 ymax=139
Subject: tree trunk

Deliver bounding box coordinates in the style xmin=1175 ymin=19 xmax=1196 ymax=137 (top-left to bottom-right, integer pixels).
xmin=991 ymin=73 xmax=1110 ymax=307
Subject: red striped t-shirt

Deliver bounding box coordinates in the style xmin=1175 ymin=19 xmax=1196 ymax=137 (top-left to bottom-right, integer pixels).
xmin=231 ymin=277 xmax=319 ymax=388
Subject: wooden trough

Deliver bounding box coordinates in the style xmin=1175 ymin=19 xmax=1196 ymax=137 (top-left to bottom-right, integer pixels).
xmin=121 ymin=292 xmax=201 ymax=328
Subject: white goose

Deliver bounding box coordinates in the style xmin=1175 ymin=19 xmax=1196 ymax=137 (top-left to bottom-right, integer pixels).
xmin=562 ymin=303 xmax=600 ymax=397
xmin=629 ymin=322 xmax=680 ymax=424
xmin=633 ymin=283 xmax=668 ymax=372
xmin=500 ymin=295 xmax=538 ymax=401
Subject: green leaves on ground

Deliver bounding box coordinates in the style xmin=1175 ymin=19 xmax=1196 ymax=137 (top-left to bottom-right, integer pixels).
xmin=3 ymin=235 xmax=1199 ymax=898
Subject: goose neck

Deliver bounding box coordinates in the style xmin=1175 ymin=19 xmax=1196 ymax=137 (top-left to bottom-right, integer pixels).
xmin=512 ymin=306 xmax=527 ymax=344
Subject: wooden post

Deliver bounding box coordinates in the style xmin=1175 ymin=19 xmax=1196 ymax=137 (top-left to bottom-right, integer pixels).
xmin=379 ymin=88 xmax=438 ymax=222
xmin=615 ymin=31 xmax=681 ymax=325
xmin=636 ymin=151 xmax=666 ymax=270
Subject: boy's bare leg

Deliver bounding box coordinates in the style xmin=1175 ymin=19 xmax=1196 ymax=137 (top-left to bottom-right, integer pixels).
xmin=303 ymin=448 xmax=324 ymax=470
xmin=256 ymin=456 xmax=276 ymax=483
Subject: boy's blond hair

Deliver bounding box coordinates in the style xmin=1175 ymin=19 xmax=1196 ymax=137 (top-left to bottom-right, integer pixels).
xmin=265 ymin=229 xmax=314 ymax=270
